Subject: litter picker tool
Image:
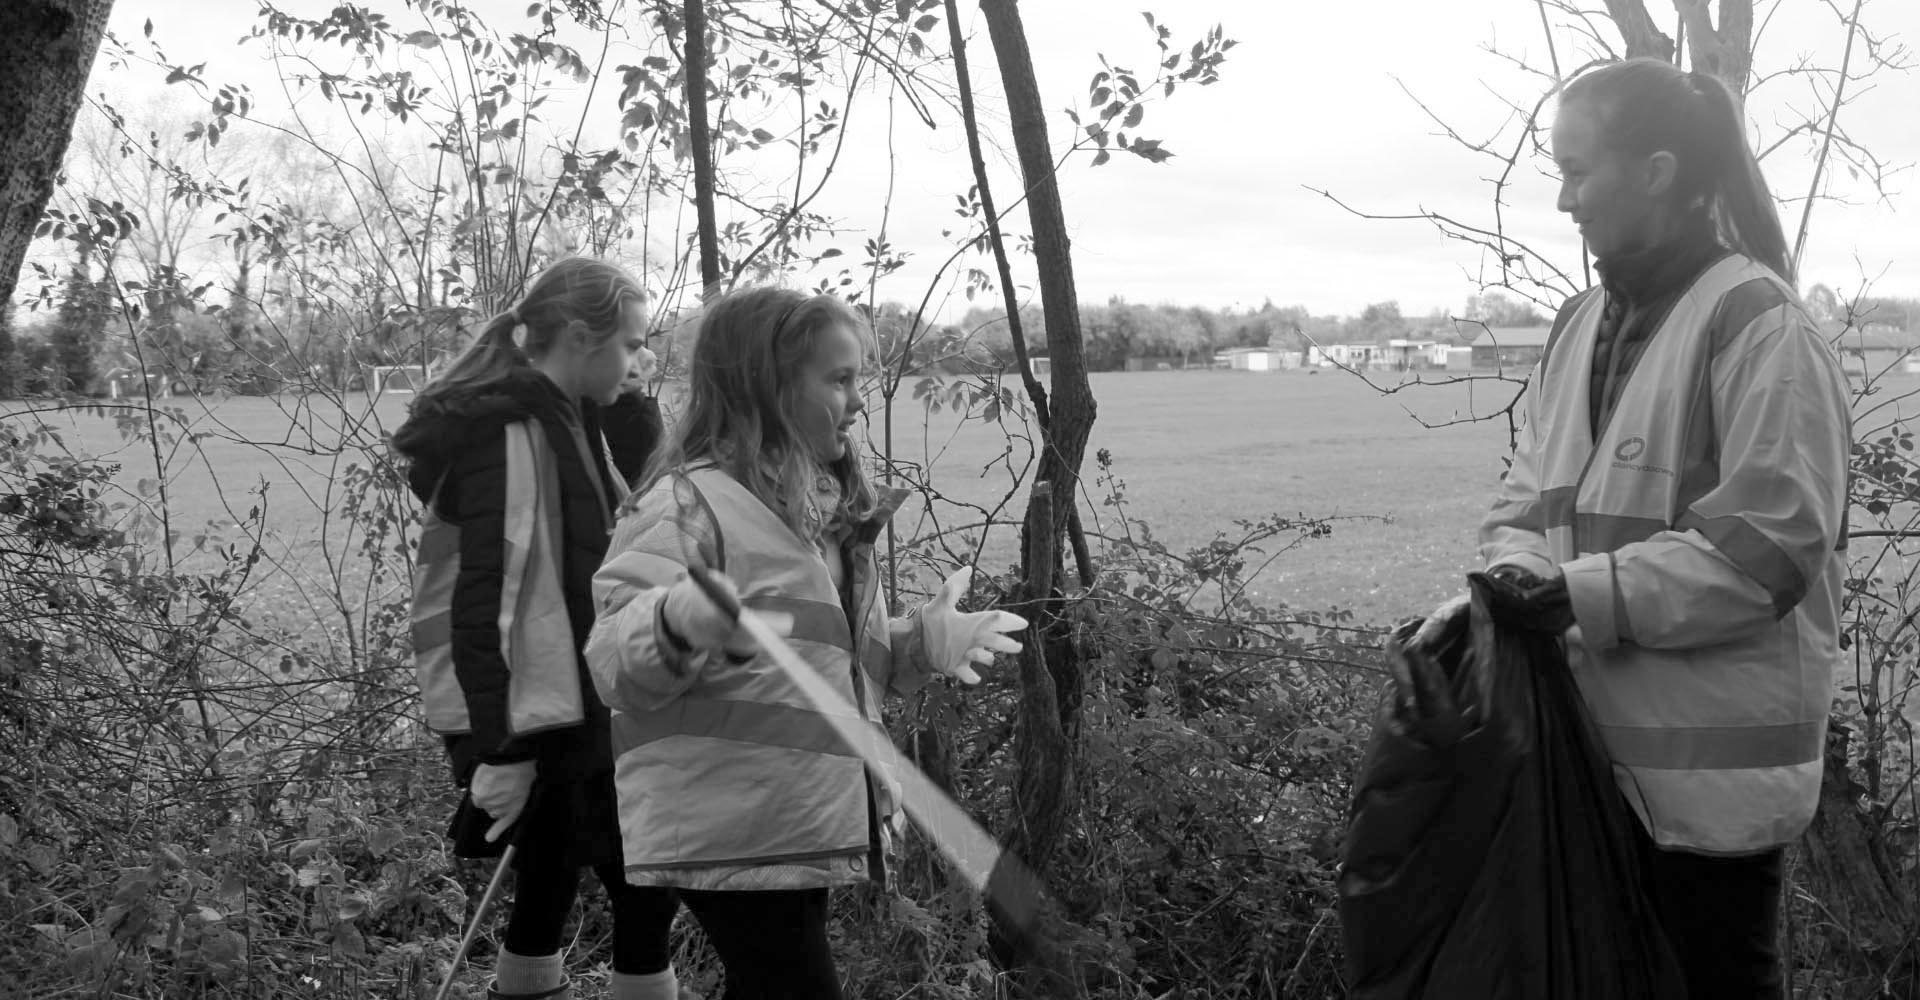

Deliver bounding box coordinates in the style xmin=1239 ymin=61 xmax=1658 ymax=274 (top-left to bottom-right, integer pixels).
xmin=684 ymin=564 xmax=1046 ymax=937
xmin=434 ymin=788 xmax=538 ymax=1000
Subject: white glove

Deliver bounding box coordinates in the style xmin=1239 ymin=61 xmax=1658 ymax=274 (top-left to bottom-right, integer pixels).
xmin=659 ymin=571 xmax=792 ymax=660
xmin=621 ymin=348 xmax=659 ymax=394
xmin=470 ymin=760 xmax=536 ymax=843
xmin=919 ymin=567 xmax=1027 ymax=684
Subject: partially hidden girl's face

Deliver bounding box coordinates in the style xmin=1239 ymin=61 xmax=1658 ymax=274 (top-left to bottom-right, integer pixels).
xmin=580 ymin=300 xmax=649 ymax=405
xmin=789 ymin=321 xmax=866 ymax=463
xmin=1552 ymin=100 xmax=1670 ymax=261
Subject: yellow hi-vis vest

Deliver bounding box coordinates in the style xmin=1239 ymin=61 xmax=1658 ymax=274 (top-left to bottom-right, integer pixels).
xmin=411 ymin=420 xmax=588 ymax=737
xmin=1484 ymin=254 xmax=1850 ymax=855
xmin=596 ymin=467 xmax=908 ymax=879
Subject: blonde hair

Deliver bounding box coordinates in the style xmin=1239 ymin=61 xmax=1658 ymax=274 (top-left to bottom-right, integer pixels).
xmin=415 ymin=256 xmax=645 ymax=407
xmin=643 ymin=287 xmax=877 ymax=540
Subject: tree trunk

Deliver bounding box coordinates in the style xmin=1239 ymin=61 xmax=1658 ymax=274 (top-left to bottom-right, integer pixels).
xmin=1674 ymin=0 xmax=1754 ymax=113
xmin=681 ymin=0 xmax=721 ymax=296
xmin=0 ymin=0 xmax=116 ymax=307
xmin=1600 ymin=0 xmax=1676 ymax=62
xmin=1794 ymin=726 xmax=1920 ymax=995
xmin=978 ymin=0 xmax=1097 ymax=986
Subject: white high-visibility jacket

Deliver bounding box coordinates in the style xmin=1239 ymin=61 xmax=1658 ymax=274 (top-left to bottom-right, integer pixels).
xmin=584 ymin=466 xmax=932 ymax=890
xmin=1481 ymin=253 xmax=1851 ymax=855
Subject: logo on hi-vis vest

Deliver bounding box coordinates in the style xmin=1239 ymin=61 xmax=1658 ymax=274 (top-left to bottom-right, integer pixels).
xmin=1611 ymin=436 xmax=1672 ymax=476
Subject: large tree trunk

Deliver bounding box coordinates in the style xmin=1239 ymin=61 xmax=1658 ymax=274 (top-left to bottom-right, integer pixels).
xmin=0 ymin=0 xmax=116 ymax=307
xmin=1674 ymin=0 xmax=1754 ymax=112
xmin=978 ymin=0 xmax=1097 ymax=988
xmin=1794 ymin=728 xmax=1920 ymax=996
xmin=1600 ymin=0 xmax=1676 ymax=62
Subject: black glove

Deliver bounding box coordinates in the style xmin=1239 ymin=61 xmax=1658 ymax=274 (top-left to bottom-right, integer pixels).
xmin=1473 ymin=566 xmax=1575 ymax=635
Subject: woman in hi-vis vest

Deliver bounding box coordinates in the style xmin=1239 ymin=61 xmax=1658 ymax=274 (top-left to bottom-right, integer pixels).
xmin=393 ymin=258 xmax=683 ymax=1000
xmin=1434 ymin=59 xmax=1851 ymax=999
xmin=583 ymin=287 xmax=1026 ymax=999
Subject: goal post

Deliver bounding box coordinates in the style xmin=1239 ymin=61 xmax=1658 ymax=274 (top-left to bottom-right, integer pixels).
xmin=369 ymin=365 xmax=431 ymax=395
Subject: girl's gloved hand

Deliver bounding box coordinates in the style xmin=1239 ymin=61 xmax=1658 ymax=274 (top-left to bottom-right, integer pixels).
xmin=920 ymin=567 xmax=1027 ymax=684
xmin=660 ymin=571 xmax=792 ymax=661
xmin=470 ymin=760 xmax=536 ymax=843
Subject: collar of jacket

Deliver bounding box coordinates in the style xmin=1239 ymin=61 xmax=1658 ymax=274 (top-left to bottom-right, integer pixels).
xmin=1593 ymin=212 xmax=1727 ymax=310
xmin=393 ymin=367 xmax=585 ymax=504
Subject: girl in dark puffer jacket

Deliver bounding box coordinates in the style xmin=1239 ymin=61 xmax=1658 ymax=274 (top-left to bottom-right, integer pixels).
xmin=393 ymin=258 xmax=682 ymax=1000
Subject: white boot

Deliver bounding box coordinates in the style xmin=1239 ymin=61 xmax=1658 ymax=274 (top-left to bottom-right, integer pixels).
xmin=609 ymin=967 xmax=680 ymax=1000
xmin=488 ymin=948 xmax=569 ymax=999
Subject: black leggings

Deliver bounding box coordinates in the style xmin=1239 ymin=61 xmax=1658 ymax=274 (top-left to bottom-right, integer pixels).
xmin=678 ymin=888 xmax=842 ymax=1000
xmin=1633 ymin=819 xmax=1787 ymax=1000
xmin=505 ymin=854 xmax=680 ymax=975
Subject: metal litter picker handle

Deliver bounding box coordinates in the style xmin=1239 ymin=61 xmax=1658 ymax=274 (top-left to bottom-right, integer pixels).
xmin=434 ymin=791 xmax=536 ymax=1000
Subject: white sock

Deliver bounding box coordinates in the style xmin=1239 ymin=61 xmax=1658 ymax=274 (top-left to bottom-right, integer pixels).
xmin=610 ymin=967 xmax=679 ymax=1000
xmin=493 ymin=948 xmax=566 ymax=994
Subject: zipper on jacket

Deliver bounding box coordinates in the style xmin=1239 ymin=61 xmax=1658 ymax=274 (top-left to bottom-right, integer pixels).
xmin=1569 ymin=269 xmax=1715 ymax=552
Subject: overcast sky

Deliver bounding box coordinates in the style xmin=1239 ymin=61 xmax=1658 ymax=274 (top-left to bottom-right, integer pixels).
xmin=74 ymin=0 xmax=1920 ymax=320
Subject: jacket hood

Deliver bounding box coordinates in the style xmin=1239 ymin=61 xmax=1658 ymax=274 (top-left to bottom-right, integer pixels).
xmin=391 ymin=368 xmax=572 ymax=503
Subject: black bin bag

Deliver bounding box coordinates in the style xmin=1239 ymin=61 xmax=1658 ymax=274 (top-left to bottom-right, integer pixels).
xmin=1337 ymin=571 xmax=1687 ymax=999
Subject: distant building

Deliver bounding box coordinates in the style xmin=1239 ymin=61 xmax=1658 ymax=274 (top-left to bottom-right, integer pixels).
xmin=1825 ymin=321 xmax=1920 ymax=378
xmin=1308 ymin=343 xmax=1380 ymax=369
xmin=1307 ymin=341 xmax=1445 ymax=371
xmin=1469 ymin=326 xmax=1553 ymax=369
xmin=1213 ymin=347 xmax=1297 ymax=372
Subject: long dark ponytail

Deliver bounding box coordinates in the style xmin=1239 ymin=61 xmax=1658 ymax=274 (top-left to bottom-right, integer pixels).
xmin=1688 ymin=71 xmax=1793 ymax=284
xmin=1563 ymin=58 xmax=1795 ymax=285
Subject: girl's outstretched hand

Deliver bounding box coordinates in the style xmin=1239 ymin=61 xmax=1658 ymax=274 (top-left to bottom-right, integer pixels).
xmin=920 ymin=566 xmax=1027 ymax=685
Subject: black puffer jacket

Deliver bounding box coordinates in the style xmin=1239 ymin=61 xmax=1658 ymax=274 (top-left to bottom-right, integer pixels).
xmin=393 ymin=368 xmax=640 ymax=864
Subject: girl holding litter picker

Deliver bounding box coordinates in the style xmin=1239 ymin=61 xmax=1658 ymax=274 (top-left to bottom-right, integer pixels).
xmin=584 ymin=286 xmax=1026 ymax=999
xmin=395 ymin=257 xmax=683 ymax=1000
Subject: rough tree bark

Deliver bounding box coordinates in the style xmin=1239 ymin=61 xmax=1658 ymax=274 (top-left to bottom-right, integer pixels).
xmin=978 ymin=0 xmax=1097 ymax=983
xmin=0 ymin=0 xmax=117 ymax=307
xmin=680 ymin=0 xmax=721 ymax=294
xmin=1599 ymin=0 xmax=1677 ymax=62
xmin=1596 ymin=1 xmax=1753 ymax=113
xmin=1673 ymin=0 xmax=1754 ymax=108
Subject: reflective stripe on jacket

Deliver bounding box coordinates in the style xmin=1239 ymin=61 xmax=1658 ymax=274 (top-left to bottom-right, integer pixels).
xmin=413 ymin=419 xmax=587 ymax=736
xmin=586 ymin=467 xmax=927 ymax=887
xmin=1481 ymin=254 xmax=1850 ymax=854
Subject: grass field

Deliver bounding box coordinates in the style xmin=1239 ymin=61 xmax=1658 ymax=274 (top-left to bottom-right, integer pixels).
xmin=4 ymin=369 xmax=1520 ymax=626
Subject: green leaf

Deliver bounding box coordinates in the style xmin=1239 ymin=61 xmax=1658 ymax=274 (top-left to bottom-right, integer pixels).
xmin=1124 ymin=104 xmax=1144 ymax=128
xmin=914 ymin=14 xmax=938 ymax=32
xmin=404 ymin=30 xmax=440 ymax=49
